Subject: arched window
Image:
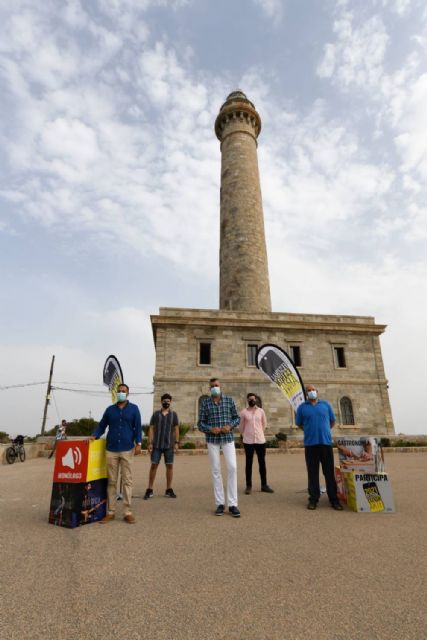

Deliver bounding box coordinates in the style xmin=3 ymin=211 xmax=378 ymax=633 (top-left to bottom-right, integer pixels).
xmin=340 ymin=397 xmax=354 ymax=425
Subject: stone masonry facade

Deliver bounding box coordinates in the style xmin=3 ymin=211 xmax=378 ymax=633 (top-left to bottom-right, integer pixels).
xmin=151 ymin=308 xmax=394 ymax=435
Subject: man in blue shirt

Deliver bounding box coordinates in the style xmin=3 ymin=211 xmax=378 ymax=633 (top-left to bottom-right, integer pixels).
xmin=295 ymin=384 xmax=343 ymax=511
xmin=92 ymin=383 xmax=142 ymax=524
xmin=198 ymin=377 xmax=241 ymax=517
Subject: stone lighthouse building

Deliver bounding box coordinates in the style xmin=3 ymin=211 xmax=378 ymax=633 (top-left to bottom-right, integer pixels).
xmin=151 ymin=91 xmax=394 ymax=435
xmin=216 ymin=91 xmax=271 ymax=313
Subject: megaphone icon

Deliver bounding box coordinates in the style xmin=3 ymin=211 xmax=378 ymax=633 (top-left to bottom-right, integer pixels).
xmin=62 ymin=448 xmax=75 ymax=469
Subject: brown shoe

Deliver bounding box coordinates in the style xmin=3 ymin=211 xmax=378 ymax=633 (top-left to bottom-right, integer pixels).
xmin=99 ymin=513 xmax=115 ymax=523
xmin=123 ymin=514 xmax=136 ymax=524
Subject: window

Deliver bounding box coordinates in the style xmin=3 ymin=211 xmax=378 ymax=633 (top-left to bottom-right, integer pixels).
xmin=340 ymin=397 xmax=354 ymax=425
xmin=247 ymin=344 xmax=258 ymax=367
xmin=290 ymin=345 xmax=302 ymax=367
xmin=199 ymin=343 xmax=211 ymax=365
xmin=334 ymin=346 xmax=346 ymax=368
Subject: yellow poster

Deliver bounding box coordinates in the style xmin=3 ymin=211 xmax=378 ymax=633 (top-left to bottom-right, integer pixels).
xmin=343 ymin=471 xmax=395 ymax=513
xmin=86 ymin=439 xmax=107 ymax=481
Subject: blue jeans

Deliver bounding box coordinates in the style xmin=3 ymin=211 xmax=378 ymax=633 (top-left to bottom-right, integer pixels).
xmin=151 ymin=447 xmax=174 ymax=465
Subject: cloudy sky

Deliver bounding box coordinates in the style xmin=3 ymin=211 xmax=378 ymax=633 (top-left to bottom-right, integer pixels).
xmin=1 ymin=0 xmax=426 ymax=436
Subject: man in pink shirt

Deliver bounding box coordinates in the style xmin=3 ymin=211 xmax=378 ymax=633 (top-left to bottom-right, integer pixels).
xmin=239 ymin=393 xmax=274 ymax=495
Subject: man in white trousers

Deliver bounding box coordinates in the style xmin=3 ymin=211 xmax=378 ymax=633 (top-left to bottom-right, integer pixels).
xmin=198 ymin=377 xmax=241 ymax=517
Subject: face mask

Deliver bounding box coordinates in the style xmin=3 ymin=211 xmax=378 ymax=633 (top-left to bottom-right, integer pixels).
xmin=162 ymin=401 xmax=170 ymax=409
xmin=210 ymin=386 xmax=221 ymax=396
xmin=307 ymin=390 xmax=317 ymax=400
xmin=117 ymin=391 xmax=127 ymax=402
xmin=248 ymin=399 xmax=257 ymax=407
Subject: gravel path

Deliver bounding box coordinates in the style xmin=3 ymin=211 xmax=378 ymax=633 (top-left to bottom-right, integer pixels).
xmin=1 ymin=453 xmax=426 ymax=640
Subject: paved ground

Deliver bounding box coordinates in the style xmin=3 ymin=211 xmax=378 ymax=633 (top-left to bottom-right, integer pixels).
xmin=1 ymin=452 xmax=426 ymax=640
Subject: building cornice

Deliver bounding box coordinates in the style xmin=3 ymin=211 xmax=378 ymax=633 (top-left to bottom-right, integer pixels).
xmin=150 ymin=307 xmax=387 ymax=342
xmin=154 ymin=375 xmax=389 ymax=386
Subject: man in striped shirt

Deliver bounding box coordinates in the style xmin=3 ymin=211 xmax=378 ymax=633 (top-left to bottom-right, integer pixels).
xmin=144 ymin=394 xmax=179 ymax=499
xmin=198 ymin=377 xmax=241 ymax=517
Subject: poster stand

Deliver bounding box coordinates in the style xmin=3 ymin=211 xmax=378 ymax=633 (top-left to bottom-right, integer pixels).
xmin=335 ymin=437 xmax=395 ymax=513
xmin=48 ymin=439 xmax=108 ymax=528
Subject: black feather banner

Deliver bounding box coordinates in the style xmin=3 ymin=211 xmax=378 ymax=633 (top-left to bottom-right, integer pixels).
xmin=102 ymin=355 xmax=124 ymax=403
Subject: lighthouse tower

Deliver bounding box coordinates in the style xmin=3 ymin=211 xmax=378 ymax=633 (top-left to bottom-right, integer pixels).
xmin=215 ymin=90 xmax=271 ymax=312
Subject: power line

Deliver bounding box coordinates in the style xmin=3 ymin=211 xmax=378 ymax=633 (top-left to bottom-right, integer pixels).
xmin=0 ymin=381 xmax=152 ymax=392
xmin=55 ymin=381 xmax=153 ymax=390
xmin=52 ymin=386 xmax=109 ymax=397
xmin=0 ymin=381 xmax=48 ymax=390
xmin=51 ymin=390 xmax=61 ymax=422
xmin=0 ymin=381 xmax=152 ymax=398
xmin=52 ymin=386 xmax=153 ymax=396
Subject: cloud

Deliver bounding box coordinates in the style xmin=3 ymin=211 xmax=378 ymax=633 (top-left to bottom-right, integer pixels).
xmin=252 ymin=0 xmax=284 ymax=25
xmin=2 ymin=2 xmax=421 ymax=287
xmin=317 ymin=12 xmax=389 ymax=88
xmin=315 ymin=3 xmax=427 ymax=255
xmin=0 ymin=3 xmax=229 ymax=274
xmin=393 ymin=73 xmax=427 ymax=178
xmin=384 ymin=0 xmax=412 ymax=16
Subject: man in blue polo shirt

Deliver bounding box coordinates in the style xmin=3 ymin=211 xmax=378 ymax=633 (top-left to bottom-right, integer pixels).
xmin=92 ymin=383 xmax=142 ymax=524
xmin=295 ymin=384 xmax=343 ymax=511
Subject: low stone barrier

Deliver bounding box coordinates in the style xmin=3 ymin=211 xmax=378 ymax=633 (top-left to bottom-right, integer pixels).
xmin=379 ymin=447 xmax=427 ymax=453
xmin=2 ymin=443 xmax=426 ymax=464
xmin=0 ymin=442 xmax=48 ymax=464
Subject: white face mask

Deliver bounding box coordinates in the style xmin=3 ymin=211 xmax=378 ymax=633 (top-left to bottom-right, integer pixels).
xmin=117 ymin=391 xmax=127 ymax=402
xmin=307 ymin=390 xmax=317 ymax=400
xmin=210 ymin=386 xmax=221 ymax=396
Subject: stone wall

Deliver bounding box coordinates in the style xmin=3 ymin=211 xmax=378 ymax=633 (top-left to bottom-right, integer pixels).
xmin=0 ymin=442 xmax=47 ymax=464
xmin=151 ymin=307 xmax=395 ymax=435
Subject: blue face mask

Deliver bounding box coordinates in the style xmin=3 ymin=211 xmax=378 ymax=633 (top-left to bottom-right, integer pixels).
xmin=307 ymin=390 xmax=317 ymax=400
xmin=210 ymin=386 xmax=221 ymax=396
xmin=117 ymin=391 xmax=127 ymax=402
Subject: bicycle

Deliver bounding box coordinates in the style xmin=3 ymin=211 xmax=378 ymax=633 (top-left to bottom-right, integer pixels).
xmin=5 ymin=435 xmax=26 ymax=464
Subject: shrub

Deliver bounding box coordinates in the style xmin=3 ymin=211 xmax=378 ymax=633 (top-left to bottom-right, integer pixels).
xmin=265 ymin=439 xmax=278 ymax=448
xmin=180 ymin=441 xmax=196 ymax=449
xmin=380 ymin=437 xmax=391 ymax=447
xmin=46 ymin=418 xmax=99 ymax=437
xmin=141 ymin=438 xmax=148 ymax=450
xmin=179 ymin=424 xmax=191 ymax=439
xmin=393 ymin=439 xmax=420 ymax=447
xmin=275 ymin=432 xmax=287 ymax=441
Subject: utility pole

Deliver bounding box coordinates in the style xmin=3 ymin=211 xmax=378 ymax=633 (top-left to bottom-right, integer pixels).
xmin=41 ymin=355 xmax=55 ymax=435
